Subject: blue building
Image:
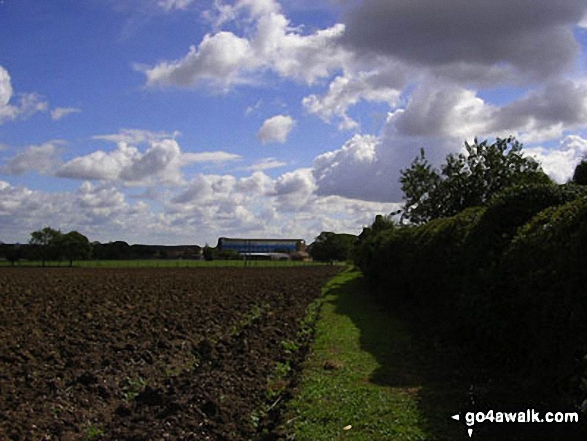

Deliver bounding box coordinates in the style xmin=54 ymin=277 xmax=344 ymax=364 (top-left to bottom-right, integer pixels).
xmin=217 ymin=237 xmax=306 ymax=254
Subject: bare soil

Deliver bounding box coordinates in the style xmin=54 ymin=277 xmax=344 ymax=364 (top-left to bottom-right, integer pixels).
xmin=0 ymin=266 xmax=340 ymax=440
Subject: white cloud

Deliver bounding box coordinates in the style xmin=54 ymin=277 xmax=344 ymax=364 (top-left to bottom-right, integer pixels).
xmin=0 ymin=66 xmax=47 ymax=124
xmin=57 ymin=130 xmax=240 ymax=185
xmin=311 ymin=89 xmax=587 ymax=204
xmin=93 ymin=128 xmax=180 ymax=144
xmin=144 ymin=32 xmax=257 ymax=89
xmin=390 ymin=81 xmax=493 ymax=139
xmin=0 ymin=166 xmax=399 ymax=245
xmin=142 ymin=0 xmax=348 ymax=89
xmin=313 ymin=134 xmax=395 ymax=201
xmin=51 ymin=107 xmax=81 ymax=121
xmin=157 ymin=0 xmax=194 ymax=12
xmin=243 ymin=157 xmax=287 ymax=171
xmin=1 ymin=141 xmax=65 ymax=175
xmin=526 ymin=135 xmax=587 ymax=183
xmin=0 ymin=180 xmax=148 ymax=242
xmin=245 ymin=99 xmax=262 ymax=116
xmin=258 ymin=114 xmax=296 ymax=144
xmin=271 ymin=168 xmax=316 ymax=211
xmin=171 ymin=174 xmax=237 ymax=205
xmin=235 ymin=170 xmax=274 ymax=193
xmin=181 ymin=151 xmax=242 ymax=164
xmin=387 ymin=79 xmax=587 ymax=143
xmin=486 ymin=81 xmax=587 ymax=142
xmin=58 ymin=142 xmax=140 ymax=181
xmin=303 ymin=70 xmax=404 ymax=130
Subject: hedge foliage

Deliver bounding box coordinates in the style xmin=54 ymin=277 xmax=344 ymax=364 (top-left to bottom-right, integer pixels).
xmin=354 ymin=183 xmax=587 ymax=397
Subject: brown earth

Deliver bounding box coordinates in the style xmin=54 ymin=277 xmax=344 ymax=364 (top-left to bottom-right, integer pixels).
xmin=0 ymin=266 xmax=341 ymax=441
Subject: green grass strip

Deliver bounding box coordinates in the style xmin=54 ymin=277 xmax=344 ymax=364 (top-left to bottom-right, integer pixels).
xmin=283 ymin=269 xmax=442 ymax=441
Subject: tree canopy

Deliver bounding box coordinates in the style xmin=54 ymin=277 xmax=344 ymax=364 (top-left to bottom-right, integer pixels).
xmin=29 ymin=227 xmax=92 ymax=266
xmin=399 ymin=137 xmax=551 ymax=224
xmin=29 ymin=227 xmax=63 ymax=266
xmin=309 ymin=232 xmax=357 ymax=262
xmin=572 ymin=159 xmax=587 ymax=185
xmin=59 ymin=231 xmax=92 ymax=266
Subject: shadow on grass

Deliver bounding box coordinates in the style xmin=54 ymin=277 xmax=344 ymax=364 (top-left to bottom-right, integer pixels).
xmin=328 ymin=272 xmax=586 ymax=441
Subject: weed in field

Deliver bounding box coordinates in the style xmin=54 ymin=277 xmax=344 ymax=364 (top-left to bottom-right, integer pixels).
xmin=121 ymin=376 xmax=147 ymax=401
xmin=83 ymin=424 xmax=104 ymax=440
xmin=281 ymin=339 xmax=300 ymax=355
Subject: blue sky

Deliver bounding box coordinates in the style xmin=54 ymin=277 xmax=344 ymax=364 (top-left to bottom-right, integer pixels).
xmin=1 ymin=0 xmax=587 ymax=245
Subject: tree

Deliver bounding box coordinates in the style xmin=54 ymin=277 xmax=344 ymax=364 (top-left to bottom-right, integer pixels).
xmin=29 ymin=227 xmax=63 ymax=267
xmin=5 ymin=244 xmax=23 ymax=266
xmin=59 ymin=231 xmax=92 ymax=266
xmin=309 ymin=232 xmax=357 ymax=262
xmin=399 ymin=137 xmax=551 ymax=224
xmin=202 ymin=244 xmax=215 ymax=261
xmin=572 ymin=159 xmax=587 ymax=185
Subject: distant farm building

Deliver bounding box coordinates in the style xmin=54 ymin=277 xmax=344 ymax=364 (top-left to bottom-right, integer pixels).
xmin=217 ymin=238 xmax=307 ymax=260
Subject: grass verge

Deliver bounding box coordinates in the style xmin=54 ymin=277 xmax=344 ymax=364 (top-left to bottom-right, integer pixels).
xmin=279 ymin=268 xmax=465 ymax=441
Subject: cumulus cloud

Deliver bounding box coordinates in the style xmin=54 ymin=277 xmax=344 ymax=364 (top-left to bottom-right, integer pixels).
xmin=258 ymin=114 xmax=296 ymax=144
xmin=142 ymin=0 xmax=348 ymax=89
xmin=313 ymin=134 xmax=397 ymax=201
xmin=58 ymin=142 xmax=139 ymax=181
xmin=271 ymin=168 xmax=316 ymax=211
xmin=303 ymin=70 xmax=405 ymax=130
xmin=0 ymin=66 xmax=47 ymax=124
xmin=144 ymin=32 xmax=257 ymax=89
xmin=312 ymin=94 xmax=587 ymax=204
xmin=386 ymin=79 xmax=587 ymax=143
xmin=390 ymin=82 xmax=493 ymax=139
xmin=486 ymin=81 xmax=587 ymax=142
xmin=0 ymin=167 xmax=400 ymax=245
xmin=342 ymin=0 xmax=587 ymax=83
xmin=235 ymin=170 xmax=274 ymax=193
xmin=171 ymin=174 xmax=237 ymax=205
xmin=1 ymin=142 xmax=64 ymax=175
xmin=51 ymin=107 xmax=81 ymax=121
xmin=0 ymin=180 xmax=149 ymax=242
xmin=526 ymin=135 xmax=587 ymax=183
xmin=165 ymin=166 xmax=394 ymax=240
xmin=57 ymin=131 xmax=241 ymax=185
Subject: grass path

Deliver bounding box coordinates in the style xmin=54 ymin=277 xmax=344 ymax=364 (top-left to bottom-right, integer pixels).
xmin=281 ymin=268 xmax=465 ymax=441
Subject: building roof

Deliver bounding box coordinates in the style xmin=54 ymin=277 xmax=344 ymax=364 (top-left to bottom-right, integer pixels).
xmin=219 ymin=237 xmax=305 ymax=243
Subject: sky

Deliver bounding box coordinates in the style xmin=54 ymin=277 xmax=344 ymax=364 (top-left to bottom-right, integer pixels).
xmin=1 ymin=0 xmax=587 ymax=245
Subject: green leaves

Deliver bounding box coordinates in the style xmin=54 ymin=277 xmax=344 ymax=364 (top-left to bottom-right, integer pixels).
xmin=572 ymin=159 xmax=587 ymax=185
xmin=29 ymin=227 xmax=92 ymax=266
xmin=309 ymin=232 xmax=357 ymax=262
xmin=399 ymin=137 xmax=551 ymax=224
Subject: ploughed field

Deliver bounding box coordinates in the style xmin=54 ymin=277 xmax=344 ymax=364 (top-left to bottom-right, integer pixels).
xmin=0 ymin=267 xmax=341 ymax=440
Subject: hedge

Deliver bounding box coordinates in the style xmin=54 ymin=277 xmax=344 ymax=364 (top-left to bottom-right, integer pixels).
xmin=355 ymin=184 xmax=587 ymax=401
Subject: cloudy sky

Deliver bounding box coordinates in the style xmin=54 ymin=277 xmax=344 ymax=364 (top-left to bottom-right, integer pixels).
xmin=1 ymin=0 xmax=587 ymax=245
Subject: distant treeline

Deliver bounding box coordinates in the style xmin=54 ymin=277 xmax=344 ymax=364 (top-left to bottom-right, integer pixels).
xmin=354 ymin=182 xmax=587 ymax=405
xmin=0 ymin=240 xmax=202 ymax=264
xmin=92 ymin=242 xmax=202 ymax=260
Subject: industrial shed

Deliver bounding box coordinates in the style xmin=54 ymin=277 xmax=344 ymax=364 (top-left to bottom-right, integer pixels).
xmin=217 ymin=238 xmax=306 ymax=254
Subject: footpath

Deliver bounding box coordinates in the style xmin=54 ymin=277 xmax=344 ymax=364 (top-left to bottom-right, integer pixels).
xmin=280 ymin=268 xmax=465 ymax=440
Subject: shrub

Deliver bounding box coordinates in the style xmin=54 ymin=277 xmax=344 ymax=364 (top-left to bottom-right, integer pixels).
xmin=457 ymin=183 xmax=587 ymax=347
xmin=495 ymin=196 xmax=587 ymax=392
